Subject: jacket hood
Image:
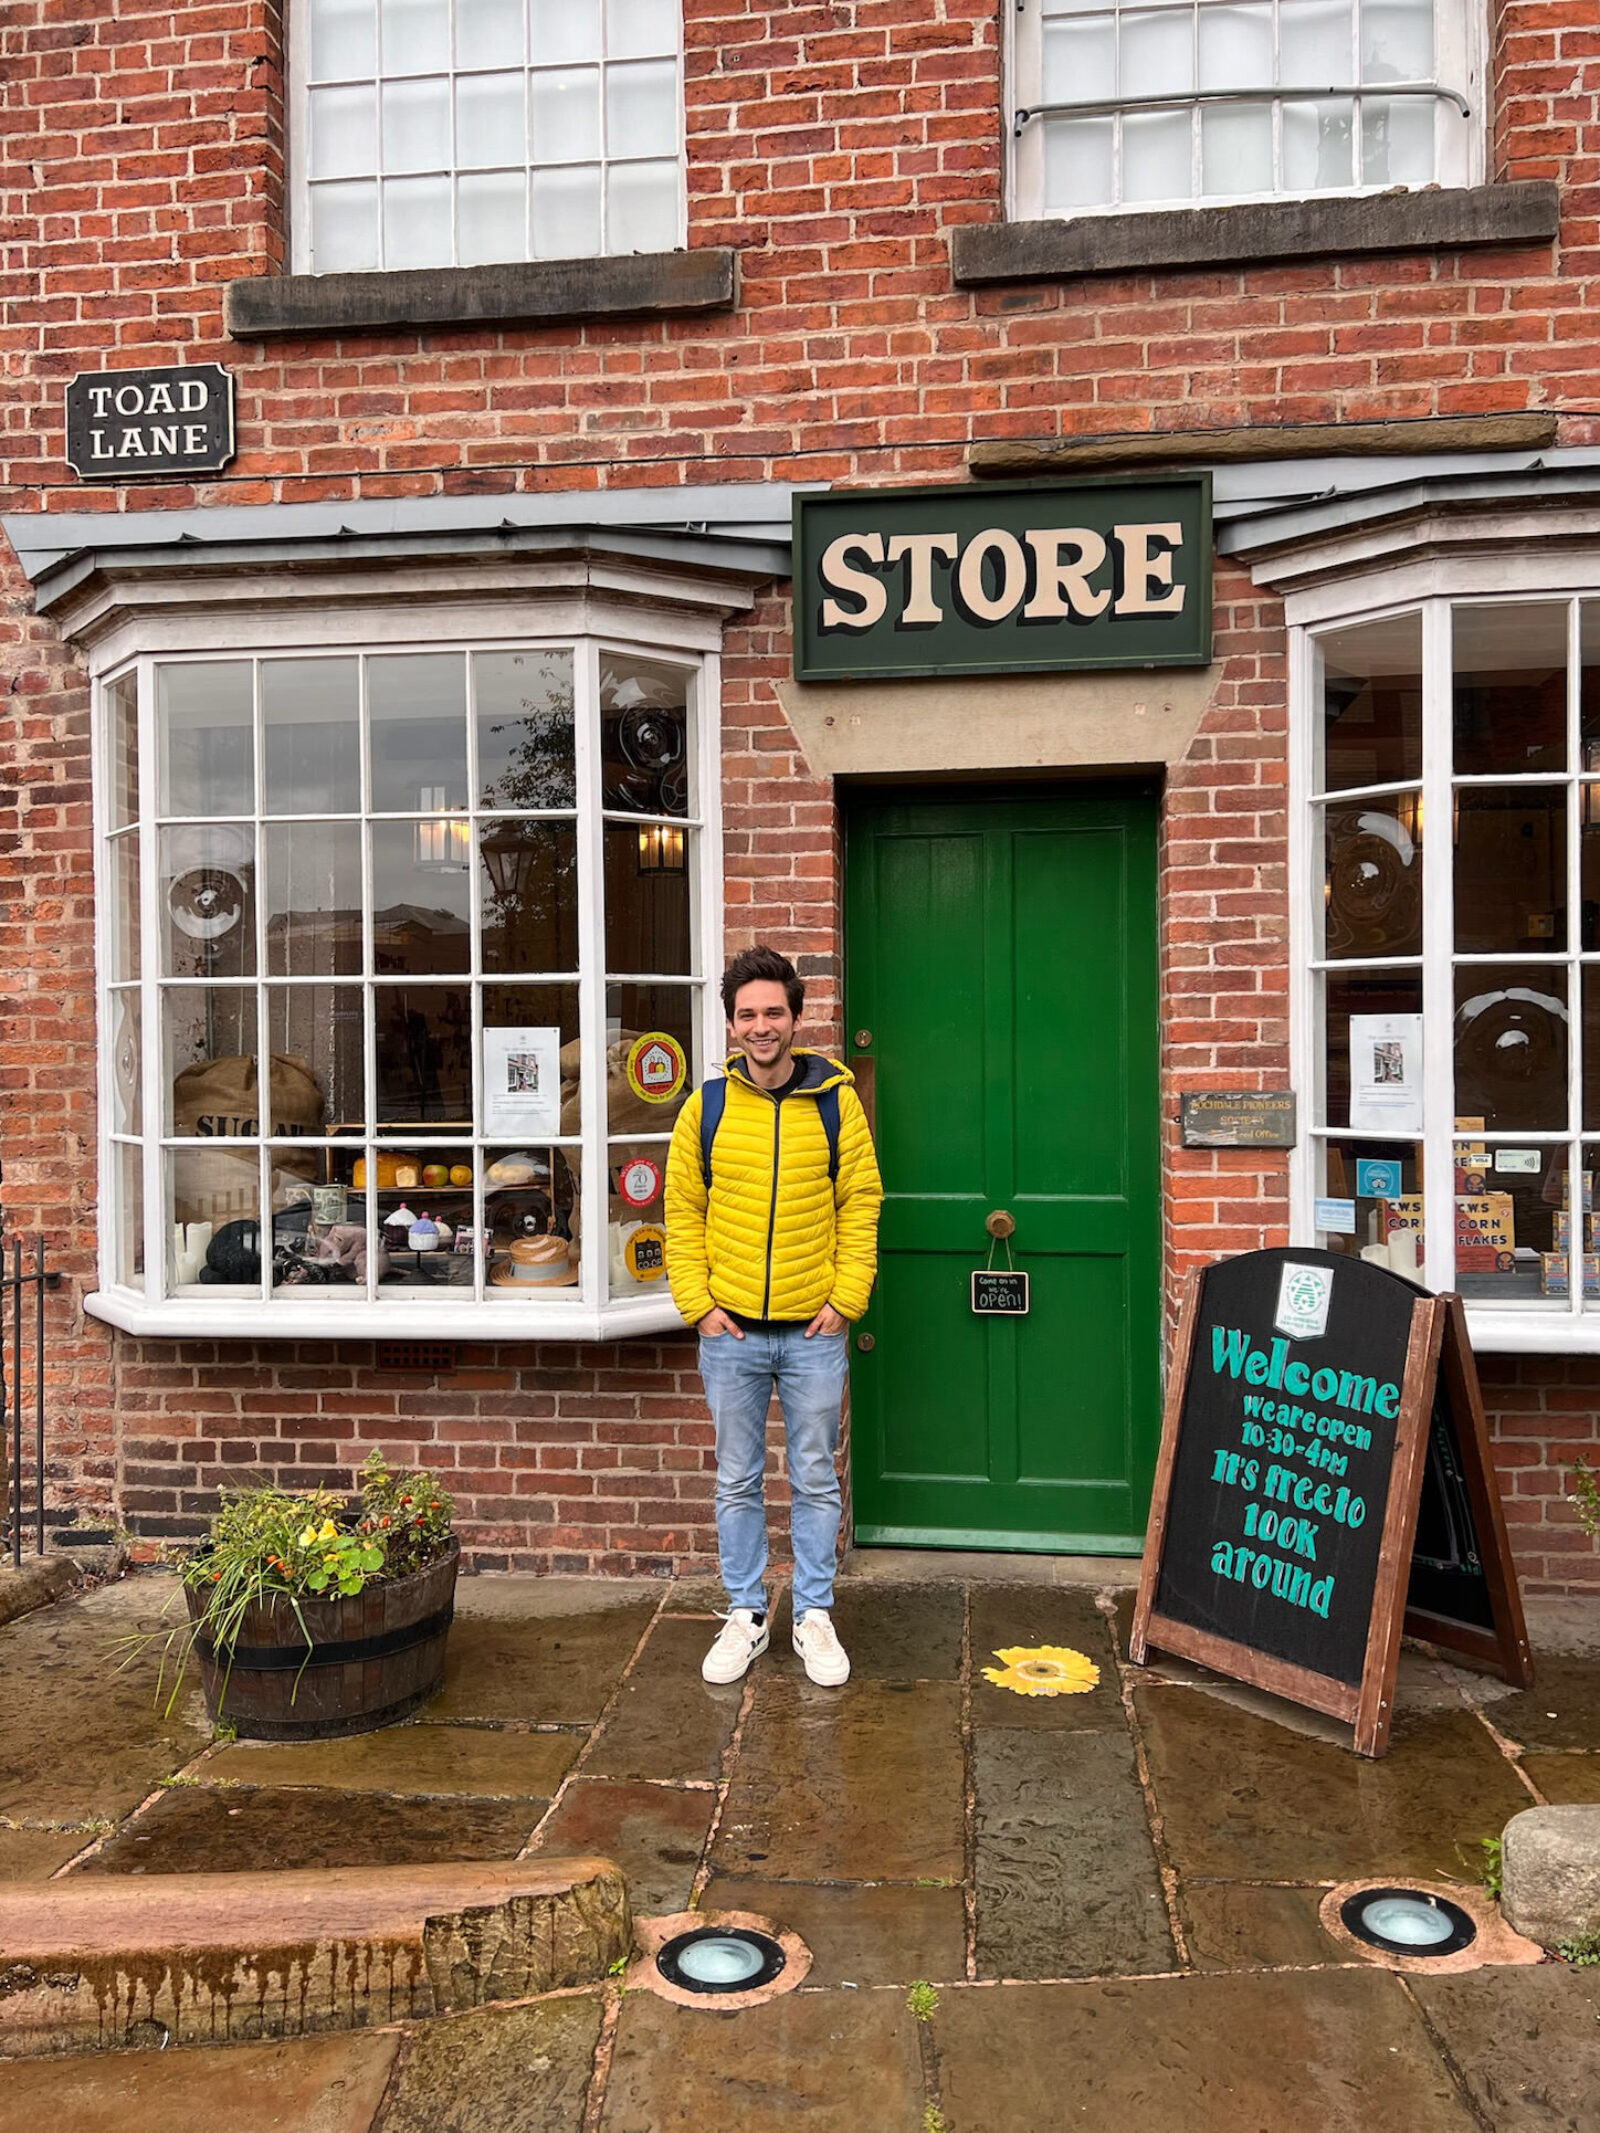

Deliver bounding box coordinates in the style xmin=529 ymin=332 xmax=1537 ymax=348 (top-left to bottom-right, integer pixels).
xmin=722 ymin=1047 xmax=854 ymax=1095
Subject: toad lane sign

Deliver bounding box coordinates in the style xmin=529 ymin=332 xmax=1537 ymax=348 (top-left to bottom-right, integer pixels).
xmin=66 ymin=364 xmax=235 ymax=480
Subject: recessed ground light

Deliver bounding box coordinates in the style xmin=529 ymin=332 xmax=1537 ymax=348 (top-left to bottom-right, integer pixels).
xmin=1339 ymin=1887 xmax=1477 ymax=1958
xmin=656 ymin=1926 xmax=787 ymax=1995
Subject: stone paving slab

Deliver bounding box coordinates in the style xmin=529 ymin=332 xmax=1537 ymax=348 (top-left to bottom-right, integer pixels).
xmin=1137 ymin=1689 xmax=1530 ymax=1883
xmin=0 ymin=1825 xmax=92 ymax=1879
xmin=1490 ymin=1658 xmax=1600 ymax=1753
xmin=1176 ymin=1880 xmax=1340 ymax=1970
xmin=974 ymin=1725 xmax=1175 ymax=1978
xmin=712 ymin=1676 xmax=964 ymax=1884
xmin=698 ymin=1874 xmax=968 ymax=1988
xmin=764 ymin=1584 xmax=966 ymax=1681
xmin=599 ymin=1985 xmax=925 ymax=2133
xmin=0 ymin=1576 xmax=210 ymax=1824
xmin=933 ymin=1969 xmax=1481 ymax=2131
xmin=428 ymin=1601 xmax=660 ymax=1725
xmin=210 ymin=1721 xmax=581 ymax=1798
xmin=583 ymin=1617 xmax=740 ymax=1782
xmin=76 ymin=1783 xmax=543 ymax=1876
xmin=0 ymin=2030 xmax=399 ymax=2133
xmin=528 ymin=1779 xmax=716 ymax=1915
xmin=969 ymin=1586 xmax=1125 ymax=1730
xmin=1522 ymin=1753 xmax=1600 ymax=1805
xmin=377 ymin=1992 xmax=603 ymax=2133
xmin=1409 ymin=1965 xmax=1600 ymax=2132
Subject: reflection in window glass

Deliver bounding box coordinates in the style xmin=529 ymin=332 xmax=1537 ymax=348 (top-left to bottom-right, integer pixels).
xmin=1321 ymin=794 xmax=1422 ymax=958
xmin=263 ymin=821 xmax=363 ymax=976
xmin=265 ymin=984 xmax=364 ymax=1133
xmin=1453 ymin=785 xmax=1566 ymax=954
xmin=1449 ymin=1138 xmax=1566 ymax=1306
xmin=163 ymin=986 xmax=258 ymax=1136
xmin=263 ymin=659 xmax=361 ymax=816
xmin=599 ymin=655 xmax=690 ymax=816
xmin=158 ymin=662 xmax=254 ymax=818
xmin=115 ymin=1142 xmax=144 ymax=1286
xmin=371 ymin=820 xmax=472 ymax=975
xmin=160 ymin=825 xmax=256 ymax=979
xmin=368 ymin=653 xmax=468 ymax=812
xmin=604 ymin=822 xmax=691 ymax=976
xmin=170 ymin=1149 xmax=260 ymax=1279
xmin=1315 ymin=1138 xmax=1421 ymax=1268
xmin=111 ymin=989 xmax=142 ymax=1135
xmin=1316 ymin=612 xmax=1422 ymax=791
xmin=1322 ymin=970 xmax=1423 ymax=1132
xmin=1452 ymin=604 xmax=1568 ymax=775
xmin=1453 ymin=966 xmax=1568 ymax=1133
xmin=373 ymin=984 xmax=473 ymax=1131
xmin=476 ymin=649 xmax=575 ymax=810
xmin=480 ymin=820 xmax=579 ymax=972
xmin=109 ymin=671 xmax=140 ymax=829
xmin=111 ymin=833 xmax=142 ymax=981
xmin=605 ymin=982 xmax=694 ymax=1135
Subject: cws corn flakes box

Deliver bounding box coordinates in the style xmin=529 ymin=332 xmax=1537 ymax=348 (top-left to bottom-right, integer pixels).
xmin=1383 ymin=1194 xmax=1517 ymax=1272
xmin=1541 ymin=1252 xmax=1600 ymax=1298
xmin=1552 ymin=1211 xmax=1598 ymax=1253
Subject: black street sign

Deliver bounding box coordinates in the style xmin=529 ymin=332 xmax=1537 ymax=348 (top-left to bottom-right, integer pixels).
xmin=972 ymin=1270 xmax=1029 ymax=1315
xmin=66 ymin=364 xmax=235 ymax=481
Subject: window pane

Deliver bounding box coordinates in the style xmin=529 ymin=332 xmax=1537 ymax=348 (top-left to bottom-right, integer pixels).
xmin=1453 ymin=604 xmax=1569 ymax=775
xmin=1201 ymin=103 xmax=1272 ymax=193
xmin=1280 ymin=0 xmax=1353 ymax=81
xmin=369 ymin=652 xmax=468 ymax=811
xmin=1362 ymin=95 xmax=1434 ymax=186
xmin=310 ymin=83 xmax=378 ymax=178
xmin=531 ymin=164 xmax=602 ymax=255
xmin=605 ymin=823 xmax=690 ymax=976
xmin=1283 ymin=99 xmax=1353 ymax=190
xmin=599 ymin=655 xmax=689 ymax=815
xmin=1449 ymin=1138 xmax=1563 ymax=1306
xmin=108 ymin=671 xmax=139 ymax=828
xmin=481 ymin=820 xmax=580 ymax=972
xmin=1043 ymin=17 xmax=1115 ymax=103
xmin=1453 ymin=786 xmax=1566 ymax=955
xmin=608 ymin=1139 xmax=670 ymax=1298
xmin=476 ymin=648 xmax=576 ymax=809
xmin=606 ymin=983 xmax=695 ymax=1134
xmin=383 ymin=174 xmax=453 ymax=265
xmin=1316 ymin=612 xmax=1423 ymax=791
xmin=1322 ymin=794 xmax=1422 ymax=958
xmin=373 ymin=984 xmax=473 ymax=1129
xmin=1454 ymin=966 xmax=1569 ymax=1133
xmin=1322 ymin=970 xmax=1423 ymax=1131
xmin=263 ymin=658 xmax=360 ymax=816
xmin=1315 ymin=1136 xmax=1421 ymax=1266
xmin=1562 ymin=1148 xmax=1600 ymax=1307
xmin=380 ymin=0 xmax=450 ymax=71
xmin=383 ymin=76 xmax=452 ymax=172
xmin=158 ymin=662 xmax=254 ymax=818
xmin=312 ymin=180 xmax=380 ymax=271
xmin=263 ymin=820 xmax=363 ymax=976
xmin=1361 ymin=0 xmax=1432 ymax=81
xmin=1043 ymin=117 xmax=1113 ymax=210
xmin=457 ymin=0 xmax=525 ymax=66
xmin=607 ymin=0 xmax=678 ymax=58
xmin=483 ymin=1149 xmax=582 ymax=1299
xmin=458 ymin=170 xmax=527 ymax=263
xmin=372 ymin=821 xmax=472 ymax=974
xmin=111 ymin=990 xmax=142 ymax=1134
xmin=160 ymin=825 xmax=256 ymax=979
xmin=605 ymin=60 xmax=677 ymax=158
xmin=1580 ymin=788 xmax=1600 ymax=952
xmin=170 ymin=1150 xmax=260 ymax=1287
xmin=1582 ymin=970 xmax=1600 ymax=1128
xmin=311 ymin=0 xmax=378 ymax=79
xmin=111 ymin=831 xmax=142 ymax=981
xmin=483 ymin=982 xmax=582 ymax=1134
xmin=1122 ymin=109 xmax=1193 ymax=202
xmin=533 ymin=67 xmax=602 ymax=160
xmin=265 ymin=985 xmax=363 ymax=1132
xmin=457 ymin=72 xmax=528 ymax=168
xmin=1579 ymin=601 xmax=1600 ymax=755
xmin=164 ymin=985 xmax=259 ymax=1136
xmin=531 ymin=0 xmax=603 ymax=64
xmin=1121 ymin=9 xmax=1193 ymax=95
xmin=1198 ymin=5 xmax=1273 ymax=90
xmin=115 ymin=1141 xmax=145 ymax=1286
xmin=607 ymin=159 xmax=678 ymax=251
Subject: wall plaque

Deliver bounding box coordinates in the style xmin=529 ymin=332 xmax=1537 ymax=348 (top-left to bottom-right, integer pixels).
xmin=1180 ymin=1090 xmax=1297 ymax=1149
xmin=66 ymin=364 xmax=235 ymax=480
xmin=793 ymin=476 xmax=1211 ymax=681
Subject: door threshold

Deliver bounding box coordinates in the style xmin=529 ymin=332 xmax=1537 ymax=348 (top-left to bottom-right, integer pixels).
xmin=840 ymin=1545 xmax=1140 ymax=1590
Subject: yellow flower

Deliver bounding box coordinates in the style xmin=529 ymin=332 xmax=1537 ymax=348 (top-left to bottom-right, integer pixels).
xmin=981 ymin=1645 xmax=1100 ymax=1698
xmin=298 ymin=1524 xmax=318 ymax=1548
xmin=318 ymin=1519 xmax=338 ymax=1541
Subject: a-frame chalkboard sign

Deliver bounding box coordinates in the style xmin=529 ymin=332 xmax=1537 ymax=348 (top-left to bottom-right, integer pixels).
xmin=1130 ymin=1248 xmax=1532 ymax=1757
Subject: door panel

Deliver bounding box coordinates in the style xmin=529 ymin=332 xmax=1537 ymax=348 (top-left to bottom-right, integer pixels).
xmin=845 ymin=789 xmax=1160 ymax=1554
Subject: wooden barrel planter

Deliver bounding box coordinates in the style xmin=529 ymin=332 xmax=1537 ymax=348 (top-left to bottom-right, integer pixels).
xmin=184 ymin=1538 xmax=460 ymax=1741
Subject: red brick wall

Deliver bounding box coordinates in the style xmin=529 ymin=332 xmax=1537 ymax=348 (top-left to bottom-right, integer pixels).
xmin=3 ymin=0 xmax=1600 ymax=1587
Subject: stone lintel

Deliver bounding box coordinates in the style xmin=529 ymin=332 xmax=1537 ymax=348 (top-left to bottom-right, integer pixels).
xmin=969 ymin=411 xmax=1561 ymax=477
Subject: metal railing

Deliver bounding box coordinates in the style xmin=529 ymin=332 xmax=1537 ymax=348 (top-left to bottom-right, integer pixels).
xmin=2 ymin=1238 xmax=62 ymax=1566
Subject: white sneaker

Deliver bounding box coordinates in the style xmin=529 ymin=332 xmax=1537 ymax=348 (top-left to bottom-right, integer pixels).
xmin=701 ymin=1608 xmax=769 ymax=1684
xmin=792 ymin=1609 xmax=850 ymax=1686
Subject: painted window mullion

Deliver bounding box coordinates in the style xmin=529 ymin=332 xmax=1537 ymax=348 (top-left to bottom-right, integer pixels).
xmin=574 ymin=639 xmax=607 ymax=1309
xmin=1288 ymin=621 xmax=1320 ymax=1243
xmin=137 ymin=656 xmax=165 ymax=1302
xmin=1421 ymin=597 xmax=1456 ymax=1295
xmin=1568 ymin=597 xmax=1585 ymax=1317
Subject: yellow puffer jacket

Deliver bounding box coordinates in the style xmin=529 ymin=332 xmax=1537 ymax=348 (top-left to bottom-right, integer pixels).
xmin=664 ymin=1050 xmax=883 ymax=1326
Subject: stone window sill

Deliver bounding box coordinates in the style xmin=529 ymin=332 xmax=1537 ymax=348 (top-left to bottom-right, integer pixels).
xmin=949 ymin=182 xmax=1560 ymax=286
xmin=225 ymin=249 xmax=737 ymax=339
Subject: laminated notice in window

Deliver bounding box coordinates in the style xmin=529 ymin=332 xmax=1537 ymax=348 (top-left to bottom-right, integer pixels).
xmin=1348 ymin=1013 xmax=1424 ymax=1135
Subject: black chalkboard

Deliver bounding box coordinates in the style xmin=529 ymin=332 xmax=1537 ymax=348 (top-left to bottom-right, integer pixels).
xmin=1132 ymin=1250 xmax=1531 ymax=1756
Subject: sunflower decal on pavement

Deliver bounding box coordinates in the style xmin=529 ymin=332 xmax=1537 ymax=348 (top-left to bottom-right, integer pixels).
xmin=981 ymin=1645 xmax=1100 ymax=1698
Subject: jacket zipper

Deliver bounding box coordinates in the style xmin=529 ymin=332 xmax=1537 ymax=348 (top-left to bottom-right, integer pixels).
xmin=760 ymin=1092 xmax=782 ymax=1318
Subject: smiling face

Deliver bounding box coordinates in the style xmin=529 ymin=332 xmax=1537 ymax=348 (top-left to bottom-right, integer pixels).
xmin=730 ymin=978 xmax=798 ymax=1085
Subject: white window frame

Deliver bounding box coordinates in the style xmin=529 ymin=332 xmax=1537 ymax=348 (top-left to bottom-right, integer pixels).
xmin=288 ymin=0 xmax=687 ymax=275
xmin=1008 ymin=0 xmax=1482 ymax=222
xmin=1289 ymin=555 xmax=1600 ymax=1353
xmin=88 ymin=591 xmax=724 ymax=1341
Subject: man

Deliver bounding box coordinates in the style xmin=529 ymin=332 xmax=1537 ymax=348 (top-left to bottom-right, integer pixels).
xmin=665 ymin=945 xmax=883 ymax=1686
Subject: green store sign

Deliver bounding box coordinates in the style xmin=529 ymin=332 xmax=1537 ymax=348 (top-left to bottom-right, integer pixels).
xmin=792 ymin=476 xmax=1212 ymax=682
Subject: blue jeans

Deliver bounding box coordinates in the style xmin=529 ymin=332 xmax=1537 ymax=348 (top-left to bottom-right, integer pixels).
xmin=698 ymin=1323 xmax=850 ymax=1620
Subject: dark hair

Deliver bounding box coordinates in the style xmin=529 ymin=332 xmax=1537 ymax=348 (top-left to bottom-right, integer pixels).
xmin=722 ymin=944 xmax=804 ymax=1021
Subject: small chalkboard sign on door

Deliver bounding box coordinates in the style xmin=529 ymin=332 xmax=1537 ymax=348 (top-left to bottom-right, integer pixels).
xmin=1130 ymin=1247 xmax=1531 ymax=1757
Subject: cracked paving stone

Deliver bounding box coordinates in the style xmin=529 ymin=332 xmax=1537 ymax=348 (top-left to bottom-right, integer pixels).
xmin=0 ymin=2031 xmax=398 ymax=2133
xmin=970 ymin=1586 xmax=1124 ymax=1730
xmin=428 ymin=1600 xmax=660 ymax=1725
xmin=1177 ymin=1880 xmax=1340 ymax=1970
xmin=699 ymin=1874 xmax=967 ymax=1988
xmin=1521 ymin=1753 xmax=1600 ymax=1805
xmin=599 ymin=1986 xmax=925 ymax=2133
xmin=379 ymin=1993 xmax=604 ymax=2133
xmin=935 ymin=1969 xmax=1480 ymax=2132
xmin=74 ymin=1783 xmax=543 ymax=1875
xmin=1408 ymin=1965 xmax=1600 ymax=2133
xmin=209 ymin=1721 xmax=580 ymax=1798
xmin=974 ymin=1726 xmax=1175 ymax=1978
xmin=1137 ymin=1689 xmax=1530 ymax=1884
xmin=529 ymin=1779 xmax=715 ymax=1915
xmin=583 ymin=1618 xmax=741 ymax=1783
xmin=710 ymin=1675 xmax=963 ymax=1884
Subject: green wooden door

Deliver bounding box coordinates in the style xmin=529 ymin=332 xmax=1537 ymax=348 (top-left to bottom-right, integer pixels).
xmin=845 ymin=789 xmax=1161 ymax=1554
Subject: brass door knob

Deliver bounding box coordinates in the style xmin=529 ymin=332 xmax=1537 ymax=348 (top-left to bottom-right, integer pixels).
xmin=856 ymin=1331 xmax=875 ymax=1352
xmin=853 ymin=1029 xmax=873 ymax=1049
xmin=986 ymin=1211 xmax=1016 ymax=1239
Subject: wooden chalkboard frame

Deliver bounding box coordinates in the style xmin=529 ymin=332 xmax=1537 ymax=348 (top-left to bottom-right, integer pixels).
xmin=1130 ymin=1266 xmax=1530 ymax=1757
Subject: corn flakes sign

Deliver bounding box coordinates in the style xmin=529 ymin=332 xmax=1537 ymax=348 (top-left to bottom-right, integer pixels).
xmin=793 ymin=477 xmax=1211 ymax=681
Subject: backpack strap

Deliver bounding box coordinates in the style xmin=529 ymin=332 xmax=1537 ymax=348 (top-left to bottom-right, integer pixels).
xmin=698 ymin=1073 xmax=842 ymax=1188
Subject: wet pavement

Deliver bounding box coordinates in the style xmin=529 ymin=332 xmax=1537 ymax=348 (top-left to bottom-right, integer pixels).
xmin=3 ymin=1562 xmax=1600 ymax=2127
